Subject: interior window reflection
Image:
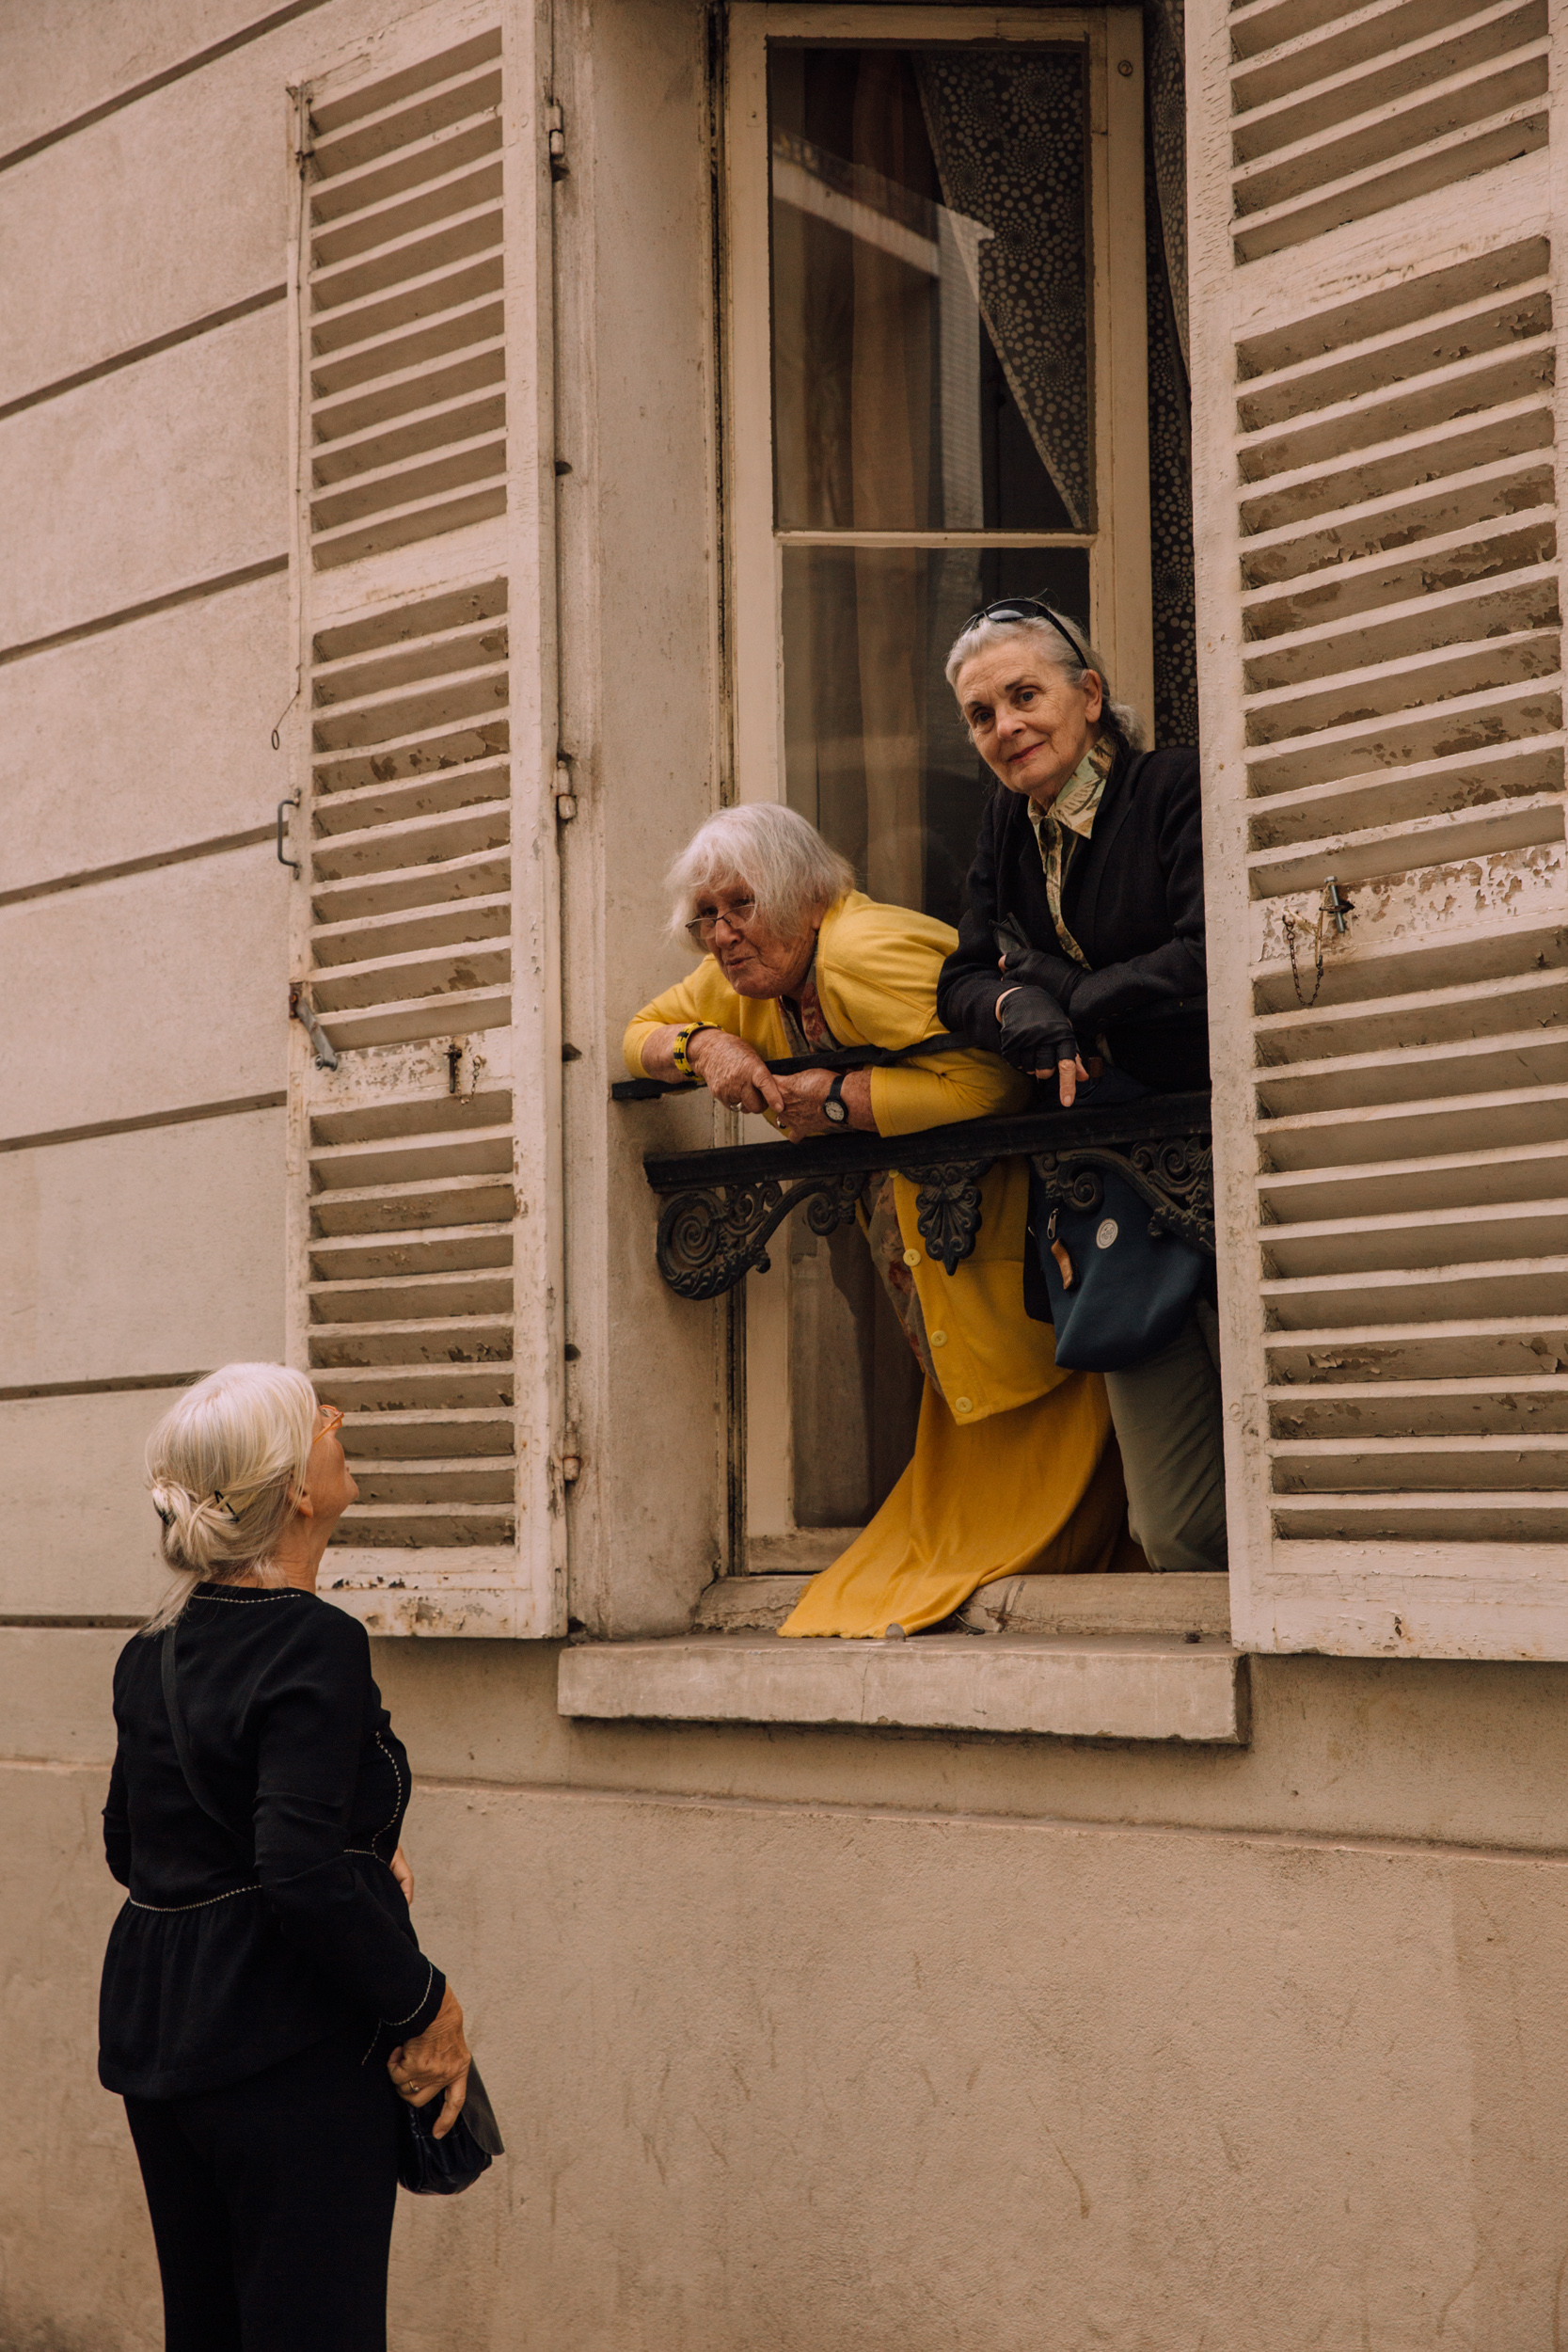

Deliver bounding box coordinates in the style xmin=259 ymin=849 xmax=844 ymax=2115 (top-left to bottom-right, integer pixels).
xmin=769 ymin=47 xmax=1089 ymax=534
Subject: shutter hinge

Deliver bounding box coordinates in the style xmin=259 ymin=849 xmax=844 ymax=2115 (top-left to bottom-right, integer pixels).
xmin=289 ymin=82 xmax=315 ymax=172
xmin=546 ymin=101 xmax=568 ymax=179
xmin=555 ymin=756 xmax=578 ymax=821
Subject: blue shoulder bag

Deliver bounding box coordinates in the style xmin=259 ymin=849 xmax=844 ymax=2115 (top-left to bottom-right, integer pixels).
xmin=1024 ymin=1077 xmax=1215 ymax=1374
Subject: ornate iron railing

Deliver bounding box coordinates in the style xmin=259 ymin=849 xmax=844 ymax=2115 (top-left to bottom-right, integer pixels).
xmin=631 ymin=1089 xmax=1214 ymax=1301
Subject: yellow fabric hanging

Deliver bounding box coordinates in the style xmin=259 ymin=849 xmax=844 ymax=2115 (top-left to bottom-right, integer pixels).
xmin=779 ymin=1372 xmax=1144 ymax=1640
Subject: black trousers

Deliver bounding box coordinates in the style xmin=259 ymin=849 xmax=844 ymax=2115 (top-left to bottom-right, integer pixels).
xmin=124 ymin=2028 xmax=400 ymax=2352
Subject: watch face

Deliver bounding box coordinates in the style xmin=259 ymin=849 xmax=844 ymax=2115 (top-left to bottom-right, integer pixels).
xmin=824 ymin=1095 xmax=847 ymax=1123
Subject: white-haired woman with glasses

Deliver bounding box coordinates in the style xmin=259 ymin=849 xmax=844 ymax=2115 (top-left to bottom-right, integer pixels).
xmin=936 ymin=597 xmax=1227 ymax=1575
xmin=625 ymin=803 xmax=1145 ymax=1639
xmin=99 ymin=1363 xmax=472 ymax=2352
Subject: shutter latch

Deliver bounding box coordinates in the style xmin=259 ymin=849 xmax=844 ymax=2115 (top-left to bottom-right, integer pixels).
xmin=1282 ymin=875 xmax=1354 ymax=1007
xmin=546 ymin=102 xmax=567 ymax=179
xmin=290 ymin=985 xmax=340 ymax=1072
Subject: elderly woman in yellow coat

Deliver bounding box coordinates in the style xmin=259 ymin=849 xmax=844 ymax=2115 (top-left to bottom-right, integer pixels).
xmin=624 ymin=803 xmax=1140 ymax=1637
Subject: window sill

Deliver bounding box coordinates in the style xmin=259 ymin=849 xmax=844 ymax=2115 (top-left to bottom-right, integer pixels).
xmin=557 ymin=1630 xmax=1248 ymax=1744
xmin=695 ymin=1569 xmax=1231 ymax=1639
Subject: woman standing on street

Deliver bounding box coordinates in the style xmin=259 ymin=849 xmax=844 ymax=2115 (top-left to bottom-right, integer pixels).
xmin=99 ymin=1362 xmax=471 ymax=2352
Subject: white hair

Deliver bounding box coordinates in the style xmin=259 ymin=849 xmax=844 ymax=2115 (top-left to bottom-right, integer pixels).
xmin=665 ymin=803 xmax=857 ymax=942
xmin=944 ymin=611 xmax=1147 ymax=751
xmin=142 ymin=1363 xmax=319 ymax=1629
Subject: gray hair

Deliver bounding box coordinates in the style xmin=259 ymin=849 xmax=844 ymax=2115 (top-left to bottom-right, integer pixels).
xmin=666 ymin=803 xmax=857 ymax=942
xmin=142 ymin=1362 xmax=319 ymax=1629
xmin=944 ymin=611 xmax=1146 ymax=751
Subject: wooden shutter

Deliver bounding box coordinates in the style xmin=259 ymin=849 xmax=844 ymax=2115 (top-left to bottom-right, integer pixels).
xmin=1191 ymin=0 xmax=1567 ymax=1653
xmin=285 ymin=11 xmax=565 ymax=1638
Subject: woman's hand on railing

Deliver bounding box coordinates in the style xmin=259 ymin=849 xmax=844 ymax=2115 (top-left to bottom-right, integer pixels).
xmin=773 ymin=1069 xmax=876 ymax=1140
xmin=641 ymin=1023 xmax=785 ymax=1117
xmin=687 ymin=1029 xmax=786 ymax=1118
xmin=388 ymin=1985 xmax=471 ymax=2140
xmin=997 ymin=985 xmax=1089 ymax=1106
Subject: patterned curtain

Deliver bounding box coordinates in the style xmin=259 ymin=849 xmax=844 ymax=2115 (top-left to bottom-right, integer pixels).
xmin=915 ymin=51 xmax=1091 ymax=530
xmin=1143 ymin=0 xmax=1196 ymax=743
xmin=1145 ymin=0 xmax=1189 ymax=378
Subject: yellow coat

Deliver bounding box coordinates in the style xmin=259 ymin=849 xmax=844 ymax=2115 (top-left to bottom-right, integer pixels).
xmin=623 ymin=890 xmax=1064 ymax=1425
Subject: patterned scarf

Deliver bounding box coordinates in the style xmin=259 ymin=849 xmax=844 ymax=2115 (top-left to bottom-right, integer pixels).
xmin=1024 ymin=732 xmax=1117 ymax=969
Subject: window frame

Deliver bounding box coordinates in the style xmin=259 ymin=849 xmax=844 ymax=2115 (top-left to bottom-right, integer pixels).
xmin=722 ymin=0 xmax=1153 ymax=1560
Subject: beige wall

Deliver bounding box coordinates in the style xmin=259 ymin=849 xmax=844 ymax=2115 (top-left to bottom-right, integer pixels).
xmin=7 ymin=3 xmax=1568 ymax=2350
xmin=10 ymin=1642 xmax=1568 ymax=2348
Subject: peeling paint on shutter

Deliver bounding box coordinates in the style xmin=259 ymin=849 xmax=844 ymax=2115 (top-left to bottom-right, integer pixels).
xmin=285 ymin=6 xmax=563 ymax=1638
xmin=1191 ymin=0 xmax=1568 ymax=1654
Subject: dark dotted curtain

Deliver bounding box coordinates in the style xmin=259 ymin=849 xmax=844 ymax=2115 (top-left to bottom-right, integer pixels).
xmin=916 ymin=20 xmax=1197 ymax=749
xmin=1144 ymin=0 xmax=1196 ymax=746
xmin=915 ymin=51 xmax=1092 ymax=532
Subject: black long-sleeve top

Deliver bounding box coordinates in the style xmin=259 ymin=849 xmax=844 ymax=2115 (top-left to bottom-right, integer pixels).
xmin=935 ymin=744 xmax=1210 ymax=1093
xmin=99 ymin=1583 xmax=446 ymax=2100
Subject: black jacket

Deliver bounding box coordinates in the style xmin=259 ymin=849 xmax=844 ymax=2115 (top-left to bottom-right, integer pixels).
xmin=99 ymin=1583 xmax=447 ymax=2100
xmin=935 ymin=743 xmax=1209 ymax=1093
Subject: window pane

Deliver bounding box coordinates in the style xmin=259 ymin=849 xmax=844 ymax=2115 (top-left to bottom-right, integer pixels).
xmin=768 ymin=47 xmax=1089 ymax=533
xmin=781 ymin=543 xmax=1091 ymax=927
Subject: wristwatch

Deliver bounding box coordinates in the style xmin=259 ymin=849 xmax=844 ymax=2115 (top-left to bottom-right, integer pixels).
xmin=823 ymin=1073 xmax=849 ymax=1126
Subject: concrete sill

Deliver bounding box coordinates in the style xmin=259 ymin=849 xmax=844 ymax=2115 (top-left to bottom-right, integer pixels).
xmin=694 ymin=1570 xmax=1231 ymax=1640
xmin=558 ymin=1631 xmax=1248 ymax=1744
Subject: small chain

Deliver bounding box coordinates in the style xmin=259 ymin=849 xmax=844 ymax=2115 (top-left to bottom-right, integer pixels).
xmin=1282 ymin=884 xmax=1340 ymax=1008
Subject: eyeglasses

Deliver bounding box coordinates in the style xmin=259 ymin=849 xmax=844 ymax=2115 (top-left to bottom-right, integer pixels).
xmin=961 ymin=596 xmax=1094 ymax=676
xmin=313 ymin=1405 xmax=345 ymax=1446
xmin=685 ymin=898 xmax=757 ymax=948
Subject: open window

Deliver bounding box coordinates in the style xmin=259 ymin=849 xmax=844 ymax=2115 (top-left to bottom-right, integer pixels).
xmin=723 ymin=1 xmax=1192 ymax=1572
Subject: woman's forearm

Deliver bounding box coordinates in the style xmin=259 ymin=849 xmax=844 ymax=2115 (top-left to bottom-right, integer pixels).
xmin=639 ymin=1024 xmax=686 ymax=1083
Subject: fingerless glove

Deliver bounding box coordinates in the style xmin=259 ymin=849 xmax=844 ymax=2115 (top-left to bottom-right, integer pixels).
xmin=997 ymin=984 xmax=1078 ymax=1072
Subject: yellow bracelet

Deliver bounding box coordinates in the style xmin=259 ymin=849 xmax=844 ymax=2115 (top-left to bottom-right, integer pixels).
xmin=672 ymin=1022 xmax=714 ymax=1080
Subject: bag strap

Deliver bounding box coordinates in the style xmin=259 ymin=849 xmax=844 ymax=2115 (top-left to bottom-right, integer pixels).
xmin=161 ymin=1623 xmax=250 ymax=1848
xmin=614 ymin=1032 xmax=976 ymax=1101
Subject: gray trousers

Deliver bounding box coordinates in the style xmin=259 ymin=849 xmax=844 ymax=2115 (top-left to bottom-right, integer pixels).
xmin=1101 ymin=1297 xmax=1228 ymax=1572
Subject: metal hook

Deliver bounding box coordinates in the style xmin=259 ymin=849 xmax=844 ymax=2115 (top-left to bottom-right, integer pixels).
xmin=1323 ymin=875 xmax=1352 ymax=935
xmin=277 ymin=793 xmax=301 ymax=877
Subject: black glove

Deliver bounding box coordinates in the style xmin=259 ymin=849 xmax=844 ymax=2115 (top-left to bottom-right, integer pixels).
xmin=997 ymin=984 xmax=1079 ymax=1073
xmin=1000 ymin=944 xmax=1085 ymax=1009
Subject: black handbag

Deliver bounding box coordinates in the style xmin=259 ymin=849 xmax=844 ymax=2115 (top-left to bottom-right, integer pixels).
xmin=397 ymin=2063 xmax=505 ymax=2194
xmin=162 ymin=1623 xmax=503 ymax=2194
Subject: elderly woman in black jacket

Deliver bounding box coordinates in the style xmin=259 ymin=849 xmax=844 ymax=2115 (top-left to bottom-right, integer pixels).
xmin=101 ymin=1361 xmax=473 ymax=2352
xmin=936 ymin=598 xmax=1226 ymax=1574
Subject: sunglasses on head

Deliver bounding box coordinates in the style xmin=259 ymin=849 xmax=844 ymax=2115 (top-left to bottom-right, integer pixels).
xmin=961 ymin=597 xmax=1094 ymax=675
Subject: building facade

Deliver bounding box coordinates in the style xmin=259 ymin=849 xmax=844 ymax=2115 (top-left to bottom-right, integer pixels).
xmin=3 ymin=0 xmax=1568 ymax=2342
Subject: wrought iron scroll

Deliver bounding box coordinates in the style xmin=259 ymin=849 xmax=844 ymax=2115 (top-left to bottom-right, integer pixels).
xmin=656 ymin=1171 xmax=865 ymax=1302
xmin=637 ymin=1090 xmax=1214 ymax=1298
xmin=1031 ymin=1132 xmax=1215 ymax=1255
xmin=904 ymin=1158 xmax=995 ymax=1275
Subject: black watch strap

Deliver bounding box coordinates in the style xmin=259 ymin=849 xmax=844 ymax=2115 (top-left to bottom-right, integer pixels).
xmin=825 ymin=1073 xmax=848 ymax=1122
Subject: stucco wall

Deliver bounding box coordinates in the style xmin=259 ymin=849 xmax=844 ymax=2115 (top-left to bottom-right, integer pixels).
xmin=8 ymin=1643 xmax=1568 ymax=2350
